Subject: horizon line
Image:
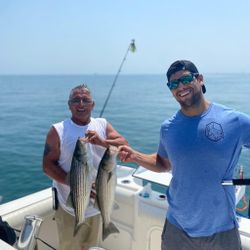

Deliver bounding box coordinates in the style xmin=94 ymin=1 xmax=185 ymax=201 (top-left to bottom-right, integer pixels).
xmin=1 ymin=72 xmax=250 ymax=76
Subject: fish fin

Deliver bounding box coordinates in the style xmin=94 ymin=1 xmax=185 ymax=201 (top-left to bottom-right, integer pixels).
xmin=113 ymin=201 xmax=120 ymax=210
xmin=73 ymin=224 xmax=81 ymax=237
xmin=73 ymin=221 xmax=89 ymax=237
xmin=107 ymin=172 xmax=114 ymax=183
xmin=66 ymin=193 xmax=73 ymax=208
xmin=102 ymin=222 xmax=120 ymax=241
xmin=93 ymin=196 xmax=101 ymax=210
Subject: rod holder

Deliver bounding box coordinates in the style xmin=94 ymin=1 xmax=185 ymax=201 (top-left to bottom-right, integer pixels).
xmin=17 ymin=215 xmax=43 ymax=250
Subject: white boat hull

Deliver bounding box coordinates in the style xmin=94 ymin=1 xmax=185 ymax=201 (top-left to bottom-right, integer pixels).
xmin=0 ymin=165 xmax=250 ymax=250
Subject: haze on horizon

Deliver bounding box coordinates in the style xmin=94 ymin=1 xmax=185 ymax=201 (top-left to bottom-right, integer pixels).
xmin=0 ymin=0 xmax=250 ymax=75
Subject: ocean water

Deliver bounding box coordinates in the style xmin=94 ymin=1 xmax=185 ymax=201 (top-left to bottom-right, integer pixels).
xmin=0 ymin=74 xmax=250 ymax=216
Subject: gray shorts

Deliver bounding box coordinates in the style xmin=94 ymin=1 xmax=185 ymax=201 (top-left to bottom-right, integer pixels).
xmin=161 ymin=219 xmax=242 ymax=250
xmin=54 ymin=205 xmax=102 ymax=250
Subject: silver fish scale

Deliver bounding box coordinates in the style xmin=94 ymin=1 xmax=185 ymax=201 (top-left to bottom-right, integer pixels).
xmin=96 ymin=146 xmax=119 ymax=240
xmin=69 ymin=139 xmax=92 ymax=235
xmin=72 ymin=162 xmax=90 ymax=220
xmin=97 ymin=168 xmax=116 ymax=225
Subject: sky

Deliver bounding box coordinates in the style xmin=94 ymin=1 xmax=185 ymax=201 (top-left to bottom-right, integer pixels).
xmin=0 ymin=0 xmax=250 ymax=74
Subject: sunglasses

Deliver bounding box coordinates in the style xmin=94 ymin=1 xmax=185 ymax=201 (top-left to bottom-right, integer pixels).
xmin=70 ymin=98 xmax=93 ymax=105
xmin=167 ymin=73 xmax=198 ymax=90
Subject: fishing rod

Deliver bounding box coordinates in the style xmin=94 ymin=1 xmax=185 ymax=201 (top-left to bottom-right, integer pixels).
xmin=99 ymin=39 xmax=136 ymax=117
xmin=222 ymin=179 xmax=250 ymax=186
xmin=222 ymin=166 xmax=250 ymax=186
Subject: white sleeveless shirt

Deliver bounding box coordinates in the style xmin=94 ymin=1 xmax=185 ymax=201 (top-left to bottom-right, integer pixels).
xmin=52 ymin=117 xmax=107 ymax=215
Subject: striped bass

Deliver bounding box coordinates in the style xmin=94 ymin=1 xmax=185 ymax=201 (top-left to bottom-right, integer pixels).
xmin=96 ymin=146 xmax=120 ymax=241
xmin=67 ymin=138 xmax=92 ymax=236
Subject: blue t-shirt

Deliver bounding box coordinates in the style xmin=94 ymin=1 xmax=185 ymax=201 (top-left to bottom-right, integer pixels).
xmin=157 ymin=102 xmax=250 ymax=237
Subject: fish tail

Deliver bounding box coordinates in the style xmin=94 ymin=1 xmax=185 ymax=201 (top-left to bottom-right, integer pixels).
xmin=73 ymin=221 xmax=89 ymax=237
xmin=73 ymin=224 xmax=80 ymax=237
xmin=102 ymin=222 xmax=120 ymax=241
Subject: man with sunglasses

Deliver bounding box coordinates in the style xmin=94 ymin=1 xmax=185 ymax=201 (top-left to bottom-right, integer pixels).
xmin=119 ymin=60 xmax=249 ymax=249
xmin=43 ymin=84 xmax=127 ymax=250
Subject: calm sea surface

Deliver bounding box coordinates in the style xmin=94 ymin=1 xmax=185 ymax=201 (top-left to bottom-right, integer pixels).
xmin=0 ymin=74 xmax=250 ymax=216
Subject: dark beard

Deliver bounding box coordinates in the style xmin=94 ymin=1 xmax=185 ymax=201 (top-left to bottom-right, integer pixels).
xmin=178 ymin=90 xmax=203 ymax=110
